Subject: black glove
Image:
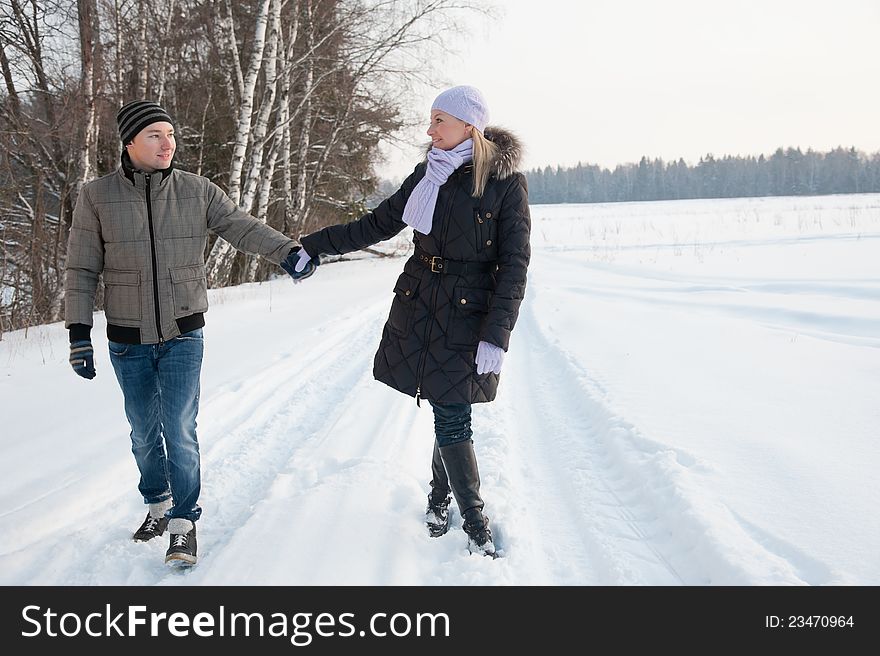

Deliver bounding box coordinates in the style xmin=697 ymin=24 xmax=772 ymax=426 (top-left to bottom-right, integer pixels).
xmin=281 ymin=246 xmax=317 ymax=282
xmin=70 ymin=340 xmax=96 ymax=379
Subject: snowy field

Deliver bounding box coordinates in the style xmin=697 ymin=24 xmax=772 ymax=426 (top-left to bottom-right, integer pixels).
xmin=1 ymin=193 xmax=878 ymax=586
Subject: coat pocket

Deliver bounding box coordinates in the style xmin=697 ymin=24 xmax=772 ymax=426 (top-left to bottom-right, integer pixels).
xmin=170 ymin=264 xmax=209 ymax=318
xmin=387 ymin=272 xmax=420 ymax=337
xmin=446 ymin=286 xmax=491 ymax=350
xmin=474 ymin=208 xmax=499 ymax=254
xmin=103 ymin=269 xmax=142 ymax=324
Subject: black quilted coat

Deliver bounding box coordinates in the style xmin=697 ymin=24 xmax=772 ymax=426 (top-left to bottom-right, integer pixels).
xmin=300 ymin=127 xmax=530 ymax=404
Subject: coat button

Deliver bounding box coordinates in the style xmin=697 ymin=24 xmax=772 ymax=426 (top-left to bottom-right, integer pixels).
xmin=485 ymin=211 xmax=492 ymax=218
xmin=460 ymin=298 xmax=467 ymax=305
xmin=405 ymin=290 xmax=411 ymax=296
xmin=477 ymin=217 xmax=484 ymax=223
xmin=486 ymin=239 xmax=492 ymax=246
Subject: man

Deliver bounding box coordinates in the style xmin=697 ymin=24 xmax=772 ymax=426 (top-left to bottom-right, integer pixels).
xmin=65 ymin=100 xmax=312 ymax=566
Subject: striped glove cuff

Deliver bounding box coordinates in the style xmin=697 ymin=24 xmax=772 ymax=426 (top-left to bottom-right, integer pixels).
xmin=69 ymin=339 xmax=96 ymax=379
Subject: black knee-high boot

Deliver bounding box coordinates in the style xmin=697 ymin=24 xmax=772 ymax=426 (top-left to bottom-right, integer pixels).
xmin=430 ymin=440 xmax=450 ymax=498
xmin=426 ymin=440 xmax=451 ymax=537
xmin=439 ymin=439 xmax=496 ymax=557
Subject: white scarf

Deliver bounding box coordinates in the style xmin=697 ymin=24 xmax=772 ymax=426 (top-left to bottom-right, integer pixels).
xmin=402 ymin=139 xmax=474 ymax=234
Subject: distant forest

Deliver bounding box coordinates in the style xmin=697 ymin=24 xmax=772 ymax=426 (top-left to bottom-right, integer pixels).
xmin=525 ymin=147 xmax=880 ymax=204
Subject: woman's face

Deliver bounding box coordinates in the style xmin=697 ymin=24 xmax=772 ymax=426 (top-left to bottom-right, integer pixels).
xmin=427 ymin=110 xmax=471 ymax=150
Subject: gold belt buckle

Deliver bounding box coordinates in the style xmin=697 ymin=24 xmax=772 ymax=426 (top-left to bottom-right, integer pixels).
xmin=430 ymin=256 xmax=443 ymax=273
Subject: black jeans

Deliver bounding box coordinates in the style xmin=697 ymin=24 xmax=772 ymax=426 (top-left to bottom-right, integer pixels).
xmin=428 ymin=401 xmax=473 ymax=447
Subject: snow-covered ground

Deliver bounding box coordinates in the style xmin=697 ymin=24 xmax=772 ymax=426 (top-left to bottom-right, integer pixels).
xmin=1 ymin=193 xmax=878 ymax=586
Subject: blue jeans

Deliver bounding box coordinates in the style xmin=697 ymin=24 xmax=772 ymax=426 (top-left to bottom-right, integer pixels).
xmin=429 ymin=401 xmax=473 ymax=447
xmin=108 ymin=329 xmax=204 ymax=522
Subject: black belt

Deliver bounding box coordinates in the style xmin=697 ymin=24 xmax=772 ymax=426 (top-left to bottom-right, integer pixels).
xmin=414 ymin=248 xmax=497 ymax=275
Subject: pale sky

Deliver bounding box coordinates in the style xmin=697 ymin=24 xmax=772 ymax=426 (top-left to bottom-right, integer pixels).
xmin=376 ymin=0 xmax=880 ymax=181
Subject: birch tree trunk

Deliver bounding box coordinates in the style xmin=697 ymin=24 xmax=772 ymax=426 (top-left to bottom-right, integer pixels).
xmin=114 ymin=0 xmax=124 ymax=104
xmin=77 ymin=0 xmax=99 ymax=191
xmin=211 ymin=0 xmax=240 ymax=107
xmin=225 ymin=0 xmax=272 ymax=205
xmin=136 ymin=0 xmax=148 ymax=96
xmin=239 ymin=0 xmax=281 ymax=214
xmin=238 ymin=0 xmax=283 ymax=284
xmin=279 ymin=6 xmax=299 ymax=233
xmin=280 ymin=70 xmax=292 ymax=233
xmin=245 ymin=139 xmax=280 ymax=281
xmin=205 ymin=0 xmax=273 ymax=286
xmin=195 ymin=87 xmax=212 ymax=177
xmin=290 ymin=0 xmax=315 ymax=233
xmin=155 ymin=0 xmax=178 ymax=104
xmin=255 ymin=141 xmax=280 ymax=238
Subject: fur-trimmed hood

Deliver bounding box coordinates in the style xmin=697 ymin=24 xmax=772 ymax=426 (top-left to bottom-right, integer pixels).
xmin=423 ymin=126 xmax=524 ymax=181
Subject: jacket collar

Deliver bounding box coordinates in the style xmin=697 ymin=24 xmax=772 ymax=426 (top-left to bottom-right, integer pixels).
xmin=120 ymin=150 xmax=174 ymax=188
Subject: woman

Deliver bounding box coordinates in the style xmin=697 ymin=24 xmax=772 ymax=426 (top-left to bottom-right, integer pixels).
xmin=284 ymin=85 xmax=530 ymax=557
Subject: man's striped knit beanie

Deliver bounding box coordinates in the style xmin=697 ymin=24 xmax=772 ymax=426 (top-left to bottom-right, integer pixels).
xmin=117 ymin=100 xmax=174 ymax=145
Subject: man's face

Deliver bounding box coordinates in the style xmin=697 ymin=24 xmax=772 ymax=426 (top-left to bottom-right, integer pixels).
xmin=126 ymin=121 xmax=175 ymax=173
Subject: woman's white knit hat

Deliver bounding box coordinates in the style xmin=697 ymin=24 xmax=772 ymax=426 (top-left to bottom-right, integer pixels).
xmin=431 ymin=85 xmax=489 ymax=133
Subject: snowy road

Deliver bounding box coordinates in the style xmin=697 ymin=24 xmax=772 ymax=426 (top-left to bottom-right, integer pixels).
xmin=2 ymin=194 xmax=878 ymax=585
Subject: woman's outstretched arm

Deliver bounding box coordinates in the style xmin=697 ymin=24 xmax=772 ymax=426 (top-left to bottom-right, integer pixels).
xmin=300 ymin=164 xmax=425 ymax=258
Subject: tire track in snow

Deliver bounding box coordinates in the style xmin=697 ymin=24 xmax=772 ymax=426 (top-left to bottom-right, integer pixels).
xmin=153 ymin=298 xmax=401 ymax=585
xmin=503 ymin=262 xmax=812 ymax=584
xmin=190 ymin=377 xmax=436 ymax=585
xmin=483 ymin=292 xmax=684 ymax=584
xmin=6 ymin=297 xmax=392 ymax=584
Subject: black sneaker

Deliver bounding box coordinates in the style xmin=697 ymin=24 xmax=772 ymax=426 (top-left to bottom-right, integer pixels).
xmin=463 ymin=508 xmax=497 ymax=558
xmin=165 ymin=519 xmax=197 ymax=566
xmin=425 ymin=491 xmax=451 ymax=537
xmin=132 ymin=512 xmax=169 ymax=542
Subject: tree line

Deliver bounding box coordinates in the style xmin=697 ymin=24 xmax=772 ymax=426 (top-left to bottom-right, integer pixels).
xmin=0 ymin=0 xmax=478 ymax=336
xmin=526 ymin=147 xmax=880 ymax=204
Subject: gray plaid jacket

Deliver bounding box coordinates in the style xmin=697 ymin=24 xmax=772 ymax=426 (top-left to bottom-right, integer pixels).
xmin=64 ymin=165 xmax=295 ymax=344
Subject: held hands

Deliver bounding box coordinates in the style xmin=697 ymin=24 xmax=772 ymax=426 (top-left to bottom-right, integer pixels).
xmin=475 ymin=340 xmax=504 ymax=375
xmin=70 ymin=340 xmax=96 ymax=379
xmin=281 ymin=246 xmax=317 ymax=283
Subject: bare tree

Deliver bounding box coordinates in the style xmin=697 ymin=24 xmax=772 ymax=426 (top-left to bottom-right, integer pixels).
xmin=135 ymin=0 xmax=147 ymax=95
xmin=214 ymin=0 xmax=244 ymax=108
xmin=0 ymin=0 xmax=485 ymax=332
xmin=279 ymin=8 xmax=298 ymax=232
xmin=239 ymin=0 xmax=282 ymax=213
xmin=0 ymin=0 xmax=82 ymax=331
xmin=289 ymin=0 xmax=315 ymax=233
xmin=204 ymin=0 xmax=273 ymax=285
xmin=111 ymin=0 xmax=125 ymax=104
xmin=77 ymin=0 xmax=100 ymax=191
xmin=225 ymin=0 xmax=272 ymax=205
xmin=154 ymin=0 xmax=178 ymax=104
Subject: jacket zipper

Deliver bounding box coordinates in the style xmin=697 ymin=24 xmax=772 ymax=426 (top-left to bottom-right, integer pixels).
xmin=144 ymin=174 xmax=164 ymax=343
xmin=414 ymin=178 xmax=458 ymax=406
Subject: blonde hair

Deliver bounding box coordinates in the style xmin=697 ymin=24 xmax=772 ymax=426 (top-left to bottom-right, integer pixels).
xmin=471 ymin=128 xmax=498 ymax=198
